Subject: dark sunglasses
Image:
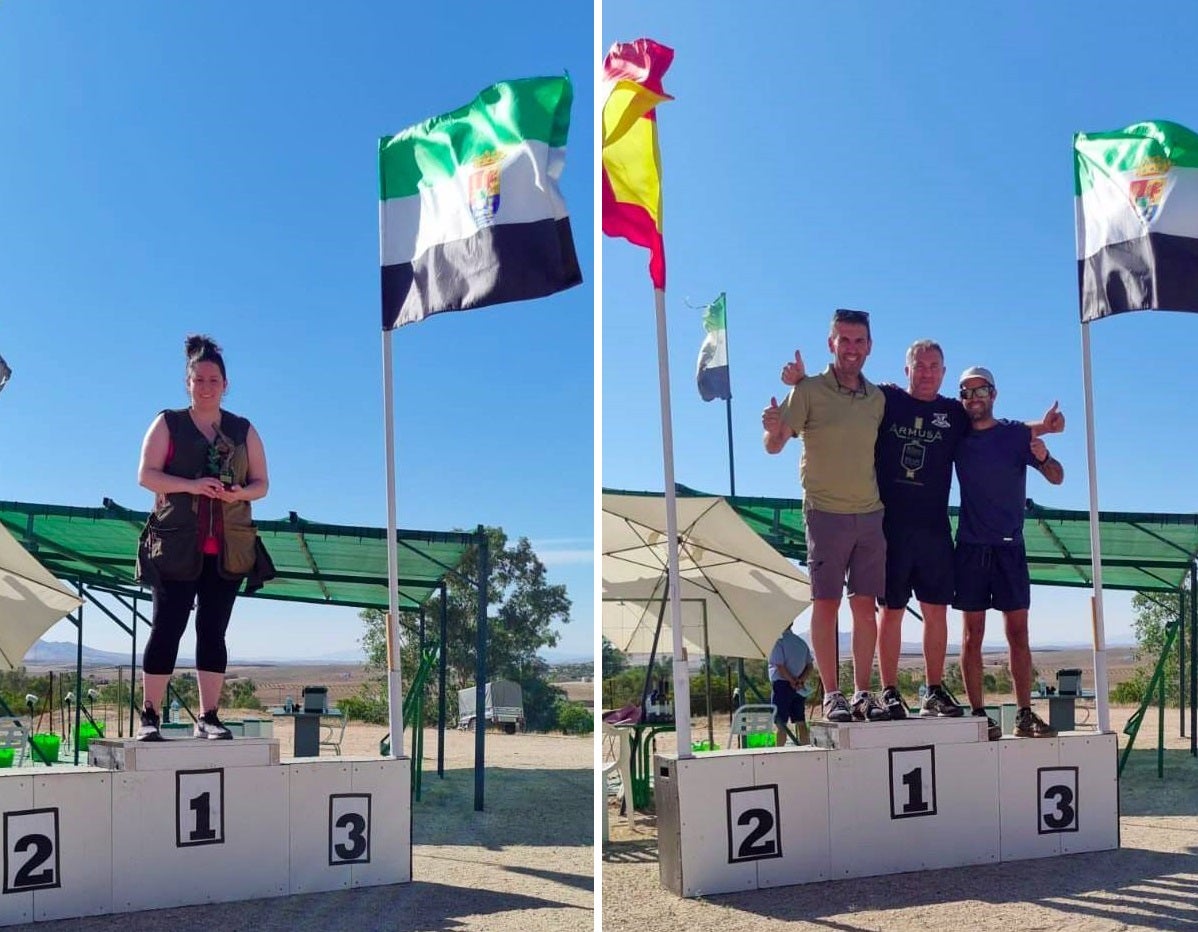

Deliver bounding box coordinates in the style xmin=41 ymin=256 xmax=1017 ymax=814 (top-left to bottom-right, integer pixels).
xmin=959 ymin=384 xmax=995 ymax=400
xmin=833 ymin=308 xmax=870 ymax=324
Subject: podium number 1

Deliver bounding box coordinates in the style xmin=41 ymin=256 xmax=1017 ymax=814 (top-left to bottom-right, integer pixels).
xmin=4 ymin=809 xmax=60 ymax=893
xmin=177 ymin=769 xmax=225 ymax=847
xmin=889 ymin=746 xmax=937 ymax=819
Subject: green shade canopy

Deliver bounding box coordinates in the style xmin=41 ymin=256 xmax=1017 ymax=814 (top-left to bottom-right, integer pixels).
xmin=0 ymin=500 xmax=476 ymax=611
xmin=603 ymin=486 xmax=1198 ymax=594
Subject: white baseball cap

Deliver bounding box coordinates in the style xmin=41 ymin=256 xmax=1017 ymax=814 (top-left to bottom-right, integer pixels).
xmin=959 ymin=366 xmax=996 ymax=387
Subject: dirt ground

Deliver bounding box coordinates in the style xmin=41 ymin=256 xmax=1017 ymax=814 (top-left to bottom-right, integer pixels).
xmin=11 ymin=721 xmax=593 ymax=932
xmin=602 ymin=704 xmax=1198 ymax=932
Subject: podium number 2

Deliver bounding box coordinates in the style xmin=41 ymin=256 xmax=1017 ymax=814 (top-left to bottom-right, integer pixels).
xmin=726 ymin=785 xmax=782 ymax=863
xmin=329 ymin=794 xmax=371 ymax=865
xmin=4 ymin=809 xmax=60 ymax=893
xmin=1038 ymin=767 xmax=1079 ymax=834
xmin=889 ymin=746 xmax=937 ymax=819
xmin=177 ymin=769 xmax=225 ymax=847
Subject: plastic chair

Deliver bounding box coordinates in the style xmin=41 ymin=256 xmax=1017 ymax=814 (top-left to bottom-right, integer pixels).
xmin=319 ymin=713 xmax=347 ymax=755
xmin=0 ymin=718 xmax=27 ymax=767
xmin=601 ymin=721 xmax=637 ymax=840
xmin=728 ymin=704 xmax=777 ymax=749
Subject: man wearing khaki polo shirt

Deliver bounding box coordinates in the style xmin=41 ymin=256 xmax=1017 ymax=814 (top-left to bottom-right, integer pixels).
xmin=762 ymin=308 xmax=889 ymax=724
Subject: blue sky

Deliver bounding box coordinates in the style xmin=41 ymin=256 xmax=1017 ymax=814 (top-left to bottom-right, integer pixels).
xmin=602 ymin=2 xmax=1198 ymax=649
xmin=1 ymin=3 xmax=594 ymax=662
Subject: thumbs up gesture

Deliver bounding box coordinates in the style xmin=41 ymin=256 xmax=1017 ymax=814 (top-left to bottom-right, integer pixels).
xmin=781 ymin=350 xmax=806 ymax=386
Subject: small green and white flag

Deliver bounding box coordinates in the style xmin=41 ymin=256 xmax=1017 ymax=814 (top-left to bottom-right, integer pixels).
xmin=379 ymin=75 xmax=582 ymax=330
xmin=1075 ymin=120 xmax=1198 ymax=322
xmin=696 ymin=292 xmax=730 ymax=401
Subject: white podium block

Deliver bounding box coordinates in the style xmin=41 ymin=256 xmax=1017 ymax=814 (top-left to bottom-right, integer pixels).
xmin=657 ymin=752 xmax=759 ymax=896
xmin=111 ymin=763 xmax=289 ymax=911
xmin=347 ymin=759 xmax=411 ymax=888
xmin=811 ymin=717 xmax=987 ymax=750
xmin=90 ymin=737 xmax=280 ymax=771
xmin=998 ymin=732 xmax=1118 ymax=861
xmin=30 ymin=769 xmax=113 ymax=922
xmin=0 ymin=775 xmax=36 ymax=927
xmin=827 ymin=741 xmax=1000 ymax=877
xmin=1058 ymin=733 xmax=1118 ymax=855
xmin=287 ymin=759 xmax=352 ymax=894
xmin=753 ymin=748 xmax=832 ymax=889
xmin=997 ymin=737 xmax=1064 ymax=860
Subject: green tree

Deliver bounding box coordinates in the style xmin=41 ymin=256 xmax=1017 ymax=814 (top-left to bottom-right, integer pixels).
xmin=1128 ymin=591 xmax=1183 ymax=704
xmin=354 ymin=527 xmax=572 ymax=731
xmin=602 ymin=637 xmax=628 ymax=680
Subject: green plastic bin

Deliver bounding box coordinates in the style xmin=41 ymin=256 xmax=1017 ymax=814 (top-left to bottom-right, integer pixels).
xmin=0 ymin=748 xmax=13 ymax=768
xmin=29 ymin=734 xmax=60 ymax=763
xmin=744 ymin=732 xmax=776 ymax=749
xmin=75 ymin=722 xmax=104 ymax=752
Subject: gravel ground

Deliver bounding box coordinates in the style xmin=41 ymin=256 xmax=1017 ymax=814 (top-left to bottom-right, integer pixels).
xmin=603 ymin=705 xmax=1198 ymax=932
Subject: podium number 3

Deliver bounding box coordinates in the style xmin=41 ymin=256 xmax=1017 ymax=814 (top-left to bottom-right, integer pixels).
xmin=1038 ymin=767 xmax=1079 ymax=834
xmin=329 ymin=794 xmax=371 ymax=865
xmin=4 ymin=809 xmax=60 ymax=893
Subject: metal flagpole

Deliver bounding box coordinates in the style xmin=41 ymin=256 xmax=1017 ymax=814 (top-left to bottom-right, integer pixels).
xmin=653 ymin=287 xmax=692 ymax=756
xmin=1080 ymin=322 xmax=1110 ymax=733
xmin=382 ymin=328 xmax=403 ymax=758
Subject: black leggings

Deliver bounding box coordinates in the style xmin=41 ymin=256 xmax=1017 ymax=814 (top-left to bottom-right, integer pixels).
xmin=144 ymin=555 xmax=242 ymax=675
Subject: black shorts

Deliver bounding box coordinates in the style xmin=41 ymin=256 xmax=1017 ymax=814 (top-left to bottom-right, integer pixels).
xmin=770 ymin=680 xmax=807 ymax=725
xmin=952 ymin=542 xmax=1031 ymax=613
xmin=881 ymin=523 xmax=955 ymax=609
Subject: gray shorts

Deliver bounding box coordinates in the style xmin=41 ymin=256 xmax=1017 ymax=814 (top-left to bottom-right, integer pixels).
xmin=804 ymin=507 xmax=886 ymax=600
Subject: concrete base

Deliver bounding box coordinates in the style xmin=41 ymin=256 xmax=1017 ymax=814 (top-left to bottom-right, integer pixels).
xmin=657 ymin=729 xmax=1118 ymax=897
xmin=0 ymin=743 xmax=410 ymax=925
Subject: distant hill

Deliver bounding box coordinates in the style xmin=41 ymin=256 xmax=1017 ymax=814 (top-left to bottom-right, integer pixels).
xmin=21 ymin=639 xmax=368 ymax=668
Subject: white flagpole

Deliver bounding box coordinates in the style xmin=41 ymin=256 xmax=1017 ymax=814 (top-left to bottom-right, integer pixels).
xmin=1080 ymin=321 xmax=1110 ymax=733
xmin=653 ymin=287 xmax=692 ymax=756
xmin=382 ymin=327 xmax=404 ymax=757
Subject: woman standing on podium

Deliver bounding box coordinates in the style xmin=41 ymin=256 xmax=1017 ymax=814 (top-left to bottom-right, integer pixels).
xmin=134 ymin=335 xmax=271 ymax=741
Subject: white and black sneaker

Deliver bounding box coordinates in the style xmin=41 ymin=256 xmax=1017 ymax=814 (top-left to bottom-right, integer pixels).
xmin=136 ymin=706 xmax=164 ymax=742
xmin=920 ymin=684 xmax=966 ymax=718
xmin=194 ymin=710 xmax=233 ymax=740
xmin=851 ymin=690 xmax=891 ymax=722
xmin=822 ymin=690 xmax=852 ymax=723
xmin=880 ymin=686 xmax=908 ymax=720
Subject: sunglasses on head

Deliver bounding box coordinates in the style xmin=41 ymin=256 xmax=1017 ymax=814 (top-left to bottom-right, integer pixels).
xmin=959 ymin=384 xmax=995 ymax=400
xmin=833 ymin=308 xmax=870 ymax=324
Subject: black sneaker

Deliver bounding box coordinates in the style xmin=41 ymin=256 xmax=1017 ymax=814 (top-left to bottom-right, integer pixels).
xmin=851 ymin=690 xmax=891 ymax=722
xmin=880 ymin=686 xmax=908 ymax=720
xmin=972 ymin=708 xmax=1002 ymax=741
xmin=920 ymin=684 xmax=966 ymax=718
xmin=194 ymin=710 xmax=233 ymax=740
xmin=137 ymin=706 xmax=164 ymax=742
xmin=1013 ymin=707 xmax=1057 ymax=738
xmin=822 ymin=690 xmax=852 ymax=723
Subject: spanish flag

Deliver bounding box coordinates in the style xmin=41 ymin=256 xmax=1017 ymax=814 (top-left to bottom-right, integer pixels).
xmin=601 ymin=39 xmax=673 ymax=290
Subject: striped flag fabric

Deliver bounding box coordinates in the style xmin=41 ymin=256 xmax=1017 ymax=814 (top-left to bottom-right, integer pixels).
xmin=696 ymin=293 xmax=730 ymax=401
xmin=1075 ymin=120 xmax=1198 ymax=322
xmin=378 ymin=76 xmax=582 ymax=330
xmin=602 ymin=38 xmax=673 ymax=290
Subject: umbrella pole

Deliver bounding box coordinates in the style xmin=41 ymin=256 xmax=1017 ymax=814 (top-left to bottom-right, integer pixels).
xmin=703 ymin=601 xmax=713 ymax=750
xmin=641 ymin=578 xmax=669 ymax=719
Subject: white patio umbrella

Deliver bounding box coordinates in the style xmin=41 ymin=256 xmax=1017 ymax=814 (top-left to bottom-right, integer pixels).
xmin=0 ymin=521 xmax=82 ymax=669
xmin=602 ymin=492 xmax=812 ymax=661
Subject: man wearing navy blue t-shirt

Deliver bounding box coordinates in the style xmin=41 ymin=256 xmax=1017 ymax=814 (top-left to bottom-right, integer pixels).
xmin=954 ymin=366 xmax=1064 ymax=738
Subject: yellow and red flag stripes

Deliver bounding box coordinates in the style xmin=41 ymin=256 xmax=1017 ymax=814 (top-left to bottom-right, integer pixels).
xmin=601 ymin=38 xmax=674 ymax=289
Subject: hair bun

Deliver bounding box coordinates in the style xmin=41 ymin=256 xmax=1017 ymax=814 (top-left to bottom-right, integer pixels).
xmin=185 ymin=334 xmax=221 ymax=359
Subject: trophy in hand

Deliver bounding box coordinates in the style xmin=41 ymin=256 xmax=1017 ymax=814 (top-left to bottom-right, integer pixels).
xmin=209 ymin=426 xmax=236 ymax=490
